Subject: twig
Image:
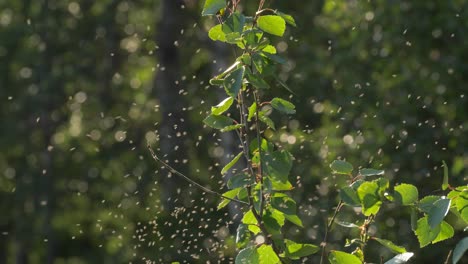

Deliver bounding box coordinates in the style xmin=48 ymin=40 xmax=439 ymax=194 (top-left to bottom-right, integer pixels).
xmin=147 ymin=144 xmax=249 ymax=205
xmin=320 ymin=200 xmax=343 ymax=264
xmin=253 ymin=90 xmax=265 ymax=218
xmin=444 ymin=250 xmax=453 ymax=264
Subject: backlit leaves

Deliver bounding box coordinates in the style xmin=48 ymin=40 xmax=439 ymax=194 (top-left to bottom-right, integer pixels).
xmin=257 ymin=15 xmax=286 ymax=36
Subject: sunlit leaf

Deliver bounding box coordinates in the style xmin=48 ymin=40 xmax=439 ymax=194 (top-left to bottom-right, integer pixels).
xmin=212 ymin=97 xmax=234 ymax=115
xmin=372 ymin=237 xmax=407 ymax=254
xmin=208 ymin=24 xmax=227 ymax=42
xmin=262 ymin=45 xmax=277 ymax=54
xmin=394 ymin=184 xmax=418 ymax=205
xmin=284 ymin=239 xmax=319 ymax=259
xmin=357 ymin=181 xmax=382 ymax=216
xmin=328 ymin=250 xmax=362 ymax=264
xmin=384 ymin=252 xmax=414 ymax=264
xmin=257 ymin=244 xmax=280 ymax=264
xmin=414 ymin=216 xmax=441 ymax=247
xmin=432 ymin=221 xmax=454 ymax=244
xmin=217 ymin=188 xmax=241 ymax=210
xmin=248 ymin=102 xmax=257 ymax=122
xmin=456 ymin=190 xmax=468 ymax=223
xmin=221 ymin=152 xmax=243 ymax=174
xmin=257 ymin=15 xmax=286 ymax=36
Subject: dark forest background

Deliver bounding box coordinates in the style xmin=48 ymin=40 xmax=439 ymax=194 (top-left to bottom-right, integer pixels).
xmin=0 ymin=0 xmax=467 ymax=263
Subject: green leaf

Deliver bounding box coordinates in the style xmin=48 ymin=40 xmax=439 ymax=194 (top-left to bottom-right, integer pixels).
xmin=224 ymin=66 xmax=245 ymax=98
xmin=275 ymin=11 xmax=297 ymax=27
xmin=263 ymin=151 xmax=293 ymax=187
xmin=246 ymin=73 xmax=270 ymax=89
xmin=357 ymin=181 xmax=382 ymax=216
xmin=442 ymin=160 xmax=449 ymax=190
xmin=456 ymin=191 xmax=468 ymax=223
xmin=228 ymin=172 xmax=254 ymax=189
xmin=340 ymin=186 xmax=361 ymax=207
xmin=432 ymin=221 xmax=454 ymax=243
xmin=223 ymin=12 xmax=245 ymax=34
xmin=270 ymin=98 xmax=296 ymax=114
xmin=414 ymin=216 xmax=441 ymax=247
xmin=284 ymin=239 xmax=319 ymax=259
xmin=202 ymin=0 xmax=225 ymax=16
xmin=259 ymin=114 xmax=275 ymax=130
xmin=242 ymin=209 xmax=258 ymax=225
xmin=372 ymin=237 xmax=407 ymax=254
xmin=203 ymin=115 xmax=234 ymax=129
xmin=328 ymin=250 xmax=362 ymax=264
xmin=262 ymin=45 xmax=277 ymax=54
xmin=210 ymin=78 xmax=225 ymax=85
xmin=428 ymin=198 xmax=451 ymax=229
xmin=213 ymin=61 xmax=241 ymax=80
xmin=236 ymin=246 xmax=259 ymax=264
xmin=221 ymin=152 xmax=243 ymax=174
xmin=257 ymin=15 xmax=286 ymax=36
xmin=217 ymin=188 xmax=241 ymax=210
xmin=236 ymin=224 xmax=250 ymax=248
xmin=271 ymin=193 xmax=296 ymax=215
xmin=359 ymin=168 xmax=384 ymax=177
xmin=263 ymin=208 xmax=285 ymax=235
xmin=330 ymin=160 xmax=353 ymax=175
xmin=394 ymin=184 xmax=419 ymax=205
xmin=284 ymin=214 xmax=303 ymax=227
xmin=248 ymin=102 xmax=257 ymax=122
xmin=208 ymin=24 xmax=227 ymax=42
xmin=271 ymin=193 xmax=303 ymax=227
xmin=212 ymin=97 xmax=234 ymax=115
xmin=220 ymin=124 xmax=243 ymax=132
xmin=418 ymin=195 xmax=441 ymax=213
xmin=384 ymin=253 xmax=414 ymax=264
xmin=453 ymin=237 xmax=468 ymax=264
xmin=257 ymin=245 xmax=280 ymax=264
xmin=335 ymin=220 xmax=360 ymax=229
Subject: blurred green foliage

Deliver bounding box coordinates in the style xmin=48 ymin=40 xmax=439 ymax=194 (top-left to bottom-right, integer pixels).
xmin=0 ymin=0 xmax=466 ymax=263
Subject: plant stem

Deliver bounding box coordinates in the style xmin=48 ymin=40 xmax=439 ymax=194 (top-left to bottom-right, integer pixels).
xmin=320 ymin=200 xmax=343 ymax=264
xmin=148 ymin=144 xmax=249 ymax=205
xmin=253 ymin=90 xmax=266 ymax=218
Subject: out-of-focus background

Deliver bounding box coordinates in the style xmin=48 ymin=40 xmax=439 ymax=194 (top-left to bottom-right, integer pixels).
xmin=0 ymin=0 xmax=467 ymax=263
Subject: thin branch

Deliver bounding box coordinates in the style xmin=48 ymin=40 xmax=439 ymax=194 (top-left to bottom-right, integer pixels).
xmin=253 ymin=90 xmax=265 ymax=218
xmin=320 ymin=200 xmax=343 ymax=264
xmin=147 ymin=144 xmax=249 ymax=205
xmin=444 ymin=250 xmax=453 ymax=264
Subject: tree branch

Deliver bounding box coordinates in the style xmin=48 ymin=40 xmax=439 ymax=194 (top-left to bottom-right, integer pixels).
xmin=147 ymin=144 xmax=249 ymax=205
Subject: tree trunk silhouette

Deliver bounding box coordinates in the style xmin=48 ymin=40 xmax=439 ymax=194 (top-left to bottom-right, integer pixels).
xmin=153 ymin=0 xmax=189 ymax=209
